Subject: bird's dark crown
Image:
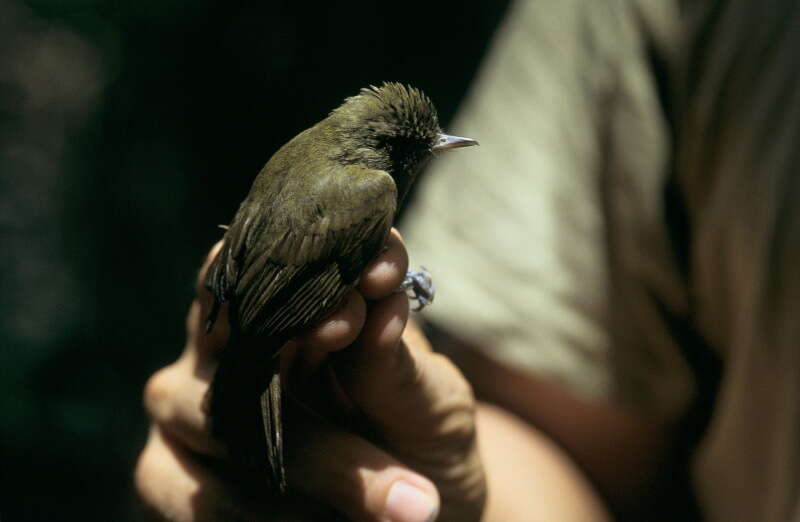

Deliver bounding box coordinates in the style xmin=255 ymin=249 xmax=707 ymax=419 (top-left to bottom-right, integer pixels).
xmin=328 ymin=82 xmax=441 ymax=177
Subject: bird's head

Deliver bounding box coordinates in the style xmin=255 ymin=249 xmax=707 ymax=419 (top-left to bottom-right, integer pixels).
xmin=328 ymin=83 xmax=477 ymax=186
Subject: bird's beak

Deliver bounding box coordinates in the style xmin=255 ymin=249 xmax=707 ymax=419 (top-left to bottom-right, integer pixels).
xmin=432 ymin=133 xmax=479 ymax=152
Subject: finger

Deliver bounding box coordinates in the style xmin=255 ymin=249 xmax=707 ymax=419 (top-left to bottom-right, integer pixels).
xmin=195 ymin=240 xmax=225 ymax=301
xmin=143 ymin=347 xmax=441 ymax=521
xmin=358 ymin=228 xmax=409 ymax=300
xmin=317 ymin=293 xmax=409 ymax=415
xmin=336 ymin=303 xmax=483 ymax=520
xmin=135 ymin=427 xmax=323 ymax=522
xmin=287 ymin=405 xmax=440 ymax=522
xmin=358 ymin=292 xmax=410 ymax=351
xmin=135 ymin=426 xmax=247 ymax=522
xmin=296 ymin=289 xmax=367 ymax=354
xmin=144 ymin=358 xmax=224 ymax=457
xmin=145 ymin=242 xmax=234 ymax=460
xmin=190 ymin=241 xmax=230 ymax=356
xmin=403 ymin=319 xmax=433 ymax=353
xmin=336 ymin=292 xmax=422 ymax=430
xmin=154 ymin=241 xmax=368 ymax=459
xmin=187 ymin=298 xmax=230 ymax=360
xmin=291 ymin=289 xmax=366 ymax=384
xmin=338 ymin=294 xmax=475 ymax=452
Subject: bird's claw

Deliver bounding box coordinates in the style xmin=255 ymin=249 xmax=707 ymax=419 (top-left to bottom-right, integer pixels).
xmin=397 ymin=267 xmax=435 ymax=311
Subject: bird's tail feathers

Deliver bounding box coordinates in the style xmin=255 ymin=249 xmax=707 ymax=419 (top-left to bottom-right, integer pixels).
xmin=260 ymin=369 xmax=286 ymax=492
xmin=209 ymin=336 xmax=287 ymax=493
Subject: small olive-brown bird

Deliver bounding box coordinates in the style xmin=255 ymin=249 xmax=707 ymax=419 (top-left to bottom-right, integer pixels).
xmin=204 ymin=82 xmax=477 ymax=493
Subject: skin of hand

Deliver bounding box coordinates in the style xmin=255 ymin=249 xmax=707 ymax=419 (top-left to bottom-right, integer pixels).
xmin=134 ymin=229 xmax=486 ymax=522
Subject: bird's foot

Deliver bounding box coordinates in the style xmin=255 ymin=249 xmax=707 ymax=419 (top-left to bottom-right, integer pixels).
xmin=396 ymin=267 xmax=434 ymax=311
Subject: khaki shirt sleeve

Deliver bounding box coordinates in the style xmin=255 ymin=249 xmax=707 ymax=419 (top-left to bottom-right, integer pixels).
xmin=403 ymin=0 xmax=693 ymax=418
xmin=673 ymin=2 xmax=800 ymax=520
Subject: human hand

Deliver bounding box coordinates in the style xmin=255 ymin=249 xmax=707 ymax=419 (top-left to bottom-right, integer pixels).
xmin=134 ymin=229 xmax=486 ymax=521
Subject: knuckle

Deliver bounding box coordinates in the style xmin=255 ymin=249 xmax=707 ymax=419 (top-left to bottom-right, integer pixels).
xmin=437 ymin=402 xmax=477 ymax=447
xmin=433 ymin=353 xmax=476 ymax=403
xmin=133 ymin=433 xmax=162 ymax=507
xmin=205 ymin=240 xmax=224 ymax=266
xmin=388 ymin=342 xmax=426 ymax=392
xmin=196 ymin=241 xmax=224 ymax=293
xmin=194 ymin=273 xmax=207 ymax=298
xmin=185 ymin=301 xmax=201 ymax=336
xmin=143 ymin=366 xmax=177 ymax=420
xmin=133 ymin=448 xmax=153 ymax=500
xmin=430 ymin=353 xmax=478 ymax=438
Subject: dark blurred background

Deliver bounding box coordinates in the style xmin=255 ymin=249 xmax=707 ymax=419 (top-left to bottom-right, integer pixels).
xmin=0 ymin=0 xmax=509 ymax=520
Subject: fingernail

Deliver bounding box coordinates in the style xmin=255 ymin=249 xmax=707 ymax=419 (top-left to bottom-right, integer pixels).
xmin=384 ymin=481 xmax=439 ymax=522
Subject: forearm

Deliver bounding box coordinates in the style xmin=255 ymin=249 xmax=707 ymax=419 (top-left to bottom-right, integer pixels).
xmin=472 ymin=358 xmax=669 ymax=508
xmin=476 ymin=403 xmax=610 ymax=522
xmin=431 ymin=326 xmax=673 ymax=517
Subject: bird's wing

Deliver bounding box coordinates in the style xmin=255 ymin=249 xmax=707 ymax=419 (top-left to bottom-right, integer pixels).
xmin=206 ymin=166 xmax=397 ymax=340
